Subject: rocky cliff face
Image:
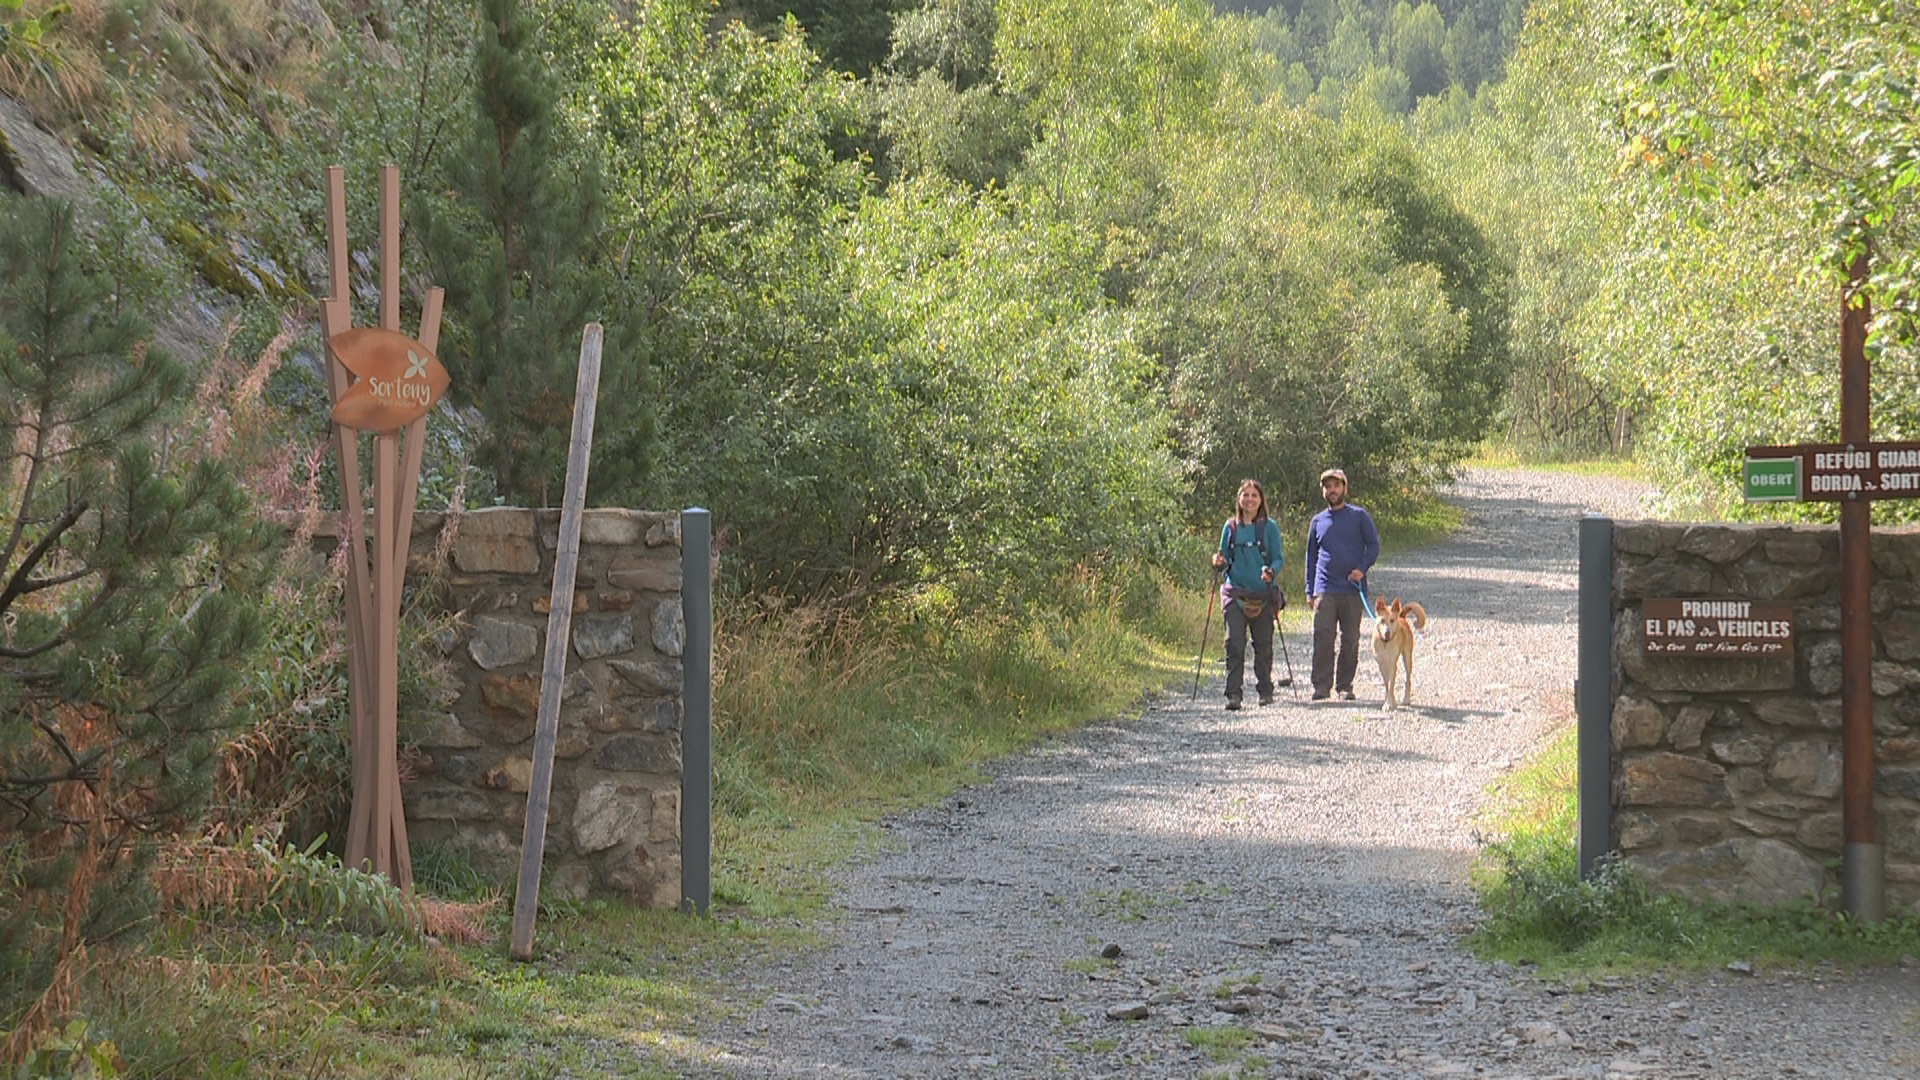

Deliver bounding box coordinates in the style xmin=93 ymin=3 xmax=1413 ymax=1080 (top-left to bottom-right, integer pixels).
xmin=0 ymin=93 xmax=85 ymax=201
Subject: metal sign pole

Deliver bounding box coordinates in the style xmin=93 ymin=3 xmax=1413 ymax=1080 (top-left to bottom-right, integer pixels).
xmin=681 ymin=508 xmax=713 ymax=916
xmin=1839 ymin=252 xmax=1883 ymax=922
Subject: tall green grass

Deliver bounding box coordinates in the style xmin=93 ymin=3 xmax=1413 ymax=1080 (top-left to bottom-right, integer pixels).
xmin=709 ymin=559 xmax=1202 ymax=915
xmin=1471 ymin=727 xmax=1920 ymax=976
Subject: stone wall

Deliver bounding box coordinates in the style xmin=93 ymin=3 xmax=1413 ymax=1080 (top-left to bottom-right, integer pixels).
xmin=1611 ymin=520 xmax=1920 ymax=911
xmin=317 ymin=507 xmax=687 ymax=908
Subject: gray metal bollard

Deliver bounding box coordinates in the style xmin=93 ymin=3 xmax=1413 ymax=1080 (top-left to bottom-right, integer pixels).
xmin=1576 ymin=513 xmax=1614 ymax=879
xmin=681 ymin=508 xmax=713 ymax=915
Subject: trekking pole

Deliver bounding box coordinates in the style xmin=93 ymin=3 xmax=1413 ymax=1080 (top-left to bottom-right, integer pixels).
xmin=1191 ymin=569 xmax=1220 ymax=701
xmin=1275 ymin=603 xmax=1299 ymax=699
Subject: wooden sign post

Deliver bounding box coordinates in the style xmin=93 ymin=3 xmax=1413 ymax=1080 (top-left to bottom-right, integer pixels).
xmin=320 ymin=165 xmax=449 ymax=890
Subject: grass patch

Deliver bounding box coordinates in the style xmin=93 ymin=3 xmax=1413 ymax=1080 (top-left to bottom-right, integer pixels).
xmin=1181 ymin=1024 xmax=1260 ymax=1062
xmin=1470 ymin=725 xmax=1920 ymax=976
xmin=1085 ymin=887 xmax=1164 ymax=924
xmin=1375 ymin=489 xmax=1463 ymax=560
xmin=708 ymin=561 xmax=1201 ymax=918
xmin=1211 ymin=972 xmax=1262 ymax=997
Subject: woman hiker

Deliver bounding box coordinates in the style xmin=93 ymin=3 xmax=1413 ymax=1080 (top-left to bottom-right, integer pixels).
xmin=1211 ymin=478 xmax=1286 ymax=710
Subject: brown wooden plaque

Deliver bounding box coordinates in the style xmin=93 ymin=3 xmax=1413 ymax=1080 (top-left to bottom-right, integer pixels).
xmin=1745 ymin=441 xmax=1920 ymax=502
xmin=1642 ymin=598 xmax=1794 ymax=658
xmin=328 ymin=327 xmax=450 ymax=430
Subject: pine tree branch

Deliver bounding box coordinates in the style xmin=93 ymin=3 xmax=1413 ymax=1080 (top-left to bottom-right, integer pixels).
xmin=0 ymin=497 xmax=89 ymax=617
xmin=0 ymin=391 xmax=56 ymax=573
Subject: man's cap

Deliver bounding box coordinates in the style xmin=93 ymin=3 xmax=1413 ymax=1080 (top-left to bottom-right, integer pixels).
xmin=1319 ymin=468 xmax=1347 ymax=484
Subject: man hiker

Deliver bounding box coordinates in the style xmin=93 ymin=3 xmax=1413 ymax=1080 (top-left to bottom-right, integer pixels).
xmin=1304 ymin=468 xmax=1378 ymax=702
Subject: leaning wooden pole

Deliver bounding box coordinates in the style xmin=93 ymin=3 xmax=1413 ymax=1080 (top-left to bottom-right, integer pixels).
xmin=511 ymin=324 xmax=606 ymax=960
xmin=321 ymin=165 xmax=449 ymax=890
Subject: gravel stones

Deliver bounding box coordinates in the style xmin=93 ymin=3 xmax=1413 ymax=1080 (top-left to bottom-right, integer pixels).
xmin=690 ymin=469 xmax=1920 ymax=1079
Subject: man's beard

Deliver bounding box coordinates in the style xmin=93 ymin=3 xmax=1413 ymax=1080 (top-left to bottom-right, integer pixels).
xmin=1324 ymin=493 xmax=1345 ymax=508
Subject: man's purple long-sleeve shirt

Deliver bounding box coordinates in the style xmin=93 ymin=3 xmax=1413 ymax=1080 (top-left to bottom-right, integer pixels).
xmin=1304 ymin=503 xmax=1379 ymax=596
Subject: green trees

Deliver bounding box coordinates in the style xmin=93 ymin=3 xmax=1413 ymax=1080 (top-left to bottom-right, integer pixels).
xmin=739 ymin=0 xmax=910 ymax=75
xmin=877 ymin=0 xmax=1033 ymax=189
xmin=414 ymin=0 xmax=650 ymax=507
xmin=1144 ymin=105 xmax=1502 ymax=513
xmin=1232 ymin=0 xmax=1526 ymax=113
xmin=812 ymin=179 xmax=1183 ymax=599
xmin=1338 ymin=118 xmax=1509 ymax=455
xmin=1 ymin=199 xmax=268 ymax=1001
xmin=555 ymin=0 xmax=1183 ymax=601
xmin=1444 ymin=0 xmax=1919 ymax=504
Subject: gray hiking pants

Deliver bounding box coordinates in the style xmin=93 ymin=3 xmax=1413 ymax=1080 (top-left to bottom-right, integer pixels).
xmin=1222 ymin=600 xmax=1274 ymax=701
xmin=1311 ymin=592 xmax=1364 ymax=695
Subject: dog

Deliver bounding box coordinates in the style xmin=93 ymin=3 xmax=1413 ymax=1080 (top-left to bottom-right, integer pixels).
xmin=1372 ymin=597 xmax=1427 ymax=712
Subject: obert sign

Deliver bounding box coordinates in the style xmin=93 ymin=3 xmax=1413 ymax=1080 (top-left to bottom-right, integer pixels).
xmin=1745 ymin=441 xmax=1920 ymax=503
xmin=328 ymin=327 xmax=450 ymax=431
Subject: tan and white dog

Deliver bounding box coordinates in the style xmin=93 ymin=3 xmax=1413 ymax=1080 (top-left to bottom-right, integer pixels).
xmin=1372 ymin=597 xmax=1427 ymax=712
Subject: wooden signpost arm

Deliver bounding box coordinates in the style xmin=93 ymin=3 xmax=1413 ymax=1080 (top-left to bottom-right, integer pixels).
xmin=394 ymin=287 xmax=446 ymax=576
xmin=511 ymin=323 xmax=605 ymax=961
xmin=323 ymin=166 xmax=380 ymax=875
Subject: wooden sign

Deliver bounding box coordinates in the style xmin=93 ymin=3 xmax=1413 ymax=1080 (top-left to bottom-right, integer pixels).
xmin=1642 ymin=598 xmax=1794 ymax=658
xmin=328 ymin=327 xmax=449 ymax=431
xmin=320 ymin=164 xmax=447 ymax=891
xmin=1745 ymin=441 xmax=1920 ymax=502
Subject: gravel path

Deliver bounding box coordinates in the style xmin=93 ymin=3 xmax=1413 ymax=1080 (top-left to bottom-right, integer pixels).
xmin=689 ymin=468 xmax=1920 ymax=1079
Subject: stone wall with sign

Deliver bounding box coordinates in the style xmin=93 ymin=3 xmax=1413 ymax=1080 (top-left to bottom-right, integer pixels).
xmin=311 ymin=507 xmax=687 ymax=908
xmin=1611 ymin=520 xmax=1920 ymax=912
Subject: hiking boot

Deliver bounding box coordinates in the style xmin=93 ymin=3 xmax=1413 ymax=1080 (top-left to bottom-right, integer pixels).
xmin=1310 ymin=690 xmax=1330 ymax=702
xmin=1225 ymin=695 xmax=1242 ymax=711
xmin=1258 ymin=689 xmax=1275 ymax=706
xmin=1338 ymin=689 xmax=1356 ymax=701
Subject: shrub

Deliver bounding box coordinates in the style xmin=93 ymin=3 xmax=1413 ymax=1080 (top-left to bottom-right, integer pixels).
xmin=0 ymin=198 xmax=275 ymax=1053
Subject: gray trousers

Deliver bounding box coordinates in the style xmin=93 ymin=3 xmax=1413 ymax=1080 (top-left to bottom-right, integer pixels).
xmin=1311 ymin=592 xmax=1364 ymax=694
xmin=1222 ymin=600 xmax=1274 ymax=701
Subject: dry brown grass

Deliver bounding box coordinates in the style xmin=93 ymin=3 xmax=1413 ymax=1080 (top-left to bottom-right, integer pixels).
xmin=419 ymin=895 xmax=499 ymax=945
xmin=128 ymin=97 xmax=196 ymax=164
xmin=151 ymin=837 xmax=498 ymax=941
xmin=1 ymin=0 xmax=332 ymax=148
xmin=0 ymin=1 xmax=112 ymax=126
xmin=1 ymin=710 xmax=141 ymax=1066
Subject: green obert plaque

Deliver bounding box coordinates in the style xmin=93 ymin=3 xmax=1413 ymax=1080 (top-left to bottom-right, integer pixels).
xmin=1743 ymin=455 xmax=1800 ymax=502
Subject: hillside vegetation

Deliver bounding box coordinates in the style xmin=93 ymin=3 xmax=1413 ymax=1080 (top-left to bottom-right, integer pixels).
xmin=3 ymin=0 xmax=1917 ymax=1072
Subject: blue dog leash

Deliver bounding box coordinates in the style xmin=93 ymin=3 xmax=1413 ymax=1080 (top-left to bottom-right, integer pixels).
xmin=1355 ymin=573 xmax=1379 ymax=627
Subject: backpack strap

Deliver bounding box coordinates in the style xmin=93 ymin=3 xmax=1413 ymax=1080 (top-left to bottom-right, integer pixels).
xmin=1227 ymin=518 xmax=1269 ymax=563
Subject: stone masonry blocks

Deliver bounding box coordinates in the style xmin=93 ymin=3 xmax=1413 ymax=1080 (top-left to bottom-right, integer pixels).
xmin=383 ymin=506 xmax=688 ymax=907
xmin=1612 ymin=520 xmax=1920 ymax=913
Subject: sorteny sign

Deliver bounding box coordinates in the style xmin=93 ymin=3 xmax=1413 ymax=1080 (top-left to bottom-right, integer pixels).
xmin=328 ymin=327 xmax=450 ymax=431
